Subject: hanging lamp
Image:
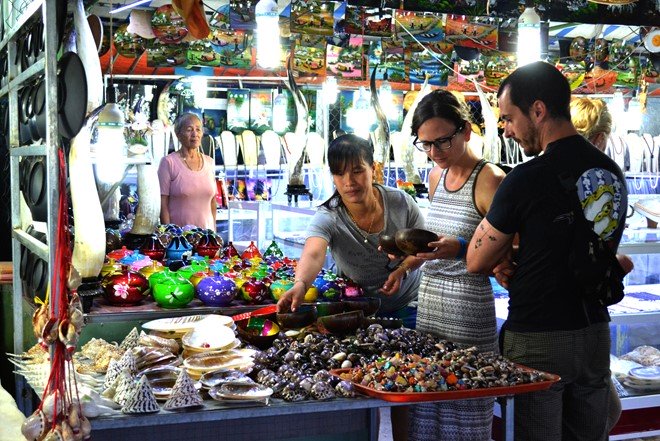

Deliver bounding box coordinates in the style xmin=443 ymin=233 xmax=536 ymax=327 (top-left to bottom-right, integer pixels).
xmin=517 ymin=1 xmax=542 ymax=67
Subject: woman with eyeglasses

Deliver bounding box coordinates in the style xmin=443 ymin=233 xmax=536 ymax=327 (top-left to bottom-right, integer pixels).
xmin=403 ymin=90 xmax=505 ymax=441
xmin=157 ymin=113 xmax=217 ymax=229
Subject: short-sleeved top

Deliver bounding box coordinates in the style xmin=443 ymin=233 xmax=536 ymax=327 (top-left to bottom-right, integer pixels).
xmin=157 ymin=152 xmax=217 ymax=230
xmin=487 ymin=135 xmax=627 ymax=332
xmin=306 ymin=184 xmax=425 ymax=314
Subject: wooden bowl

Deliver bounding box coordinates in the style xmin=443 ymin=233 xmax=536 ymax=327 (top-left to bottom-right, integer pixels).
xmin=342 ymin=297 xmax=381 ymax=317
xmin=317 ymin=310 xmax=364 ymax=335
xmin=276 ymin=304 xmax=317 ymax=329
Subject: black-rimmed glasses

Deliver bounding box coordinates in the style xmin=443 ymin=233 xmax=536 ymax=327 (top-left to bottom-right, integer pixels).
xmin=413 ymin=123 xmax=465 ymax=152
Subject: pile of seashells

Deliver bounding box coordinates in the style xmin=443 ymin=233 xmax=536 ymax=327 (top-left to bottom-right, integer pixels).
xmin=340 ymin=351 xmax=549 ymax=393
xmin=244 ymin=324 xmax=548 ymax=401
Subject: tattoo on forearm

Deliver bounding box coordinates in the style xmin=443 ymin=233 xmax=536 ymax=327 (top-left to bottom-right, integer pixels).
xmin=474 ymin=225 xmax=497 ymax=248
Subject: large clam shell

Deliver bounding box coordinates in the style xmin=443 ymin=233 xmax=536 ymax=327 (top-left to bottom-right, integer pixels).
xmin=199 ymin=369 xmax=254 ymax=389
xmin=183 ymin=351 xmax=253 ymax=375
xmin=209 ymin=382 xmax=273 ymax=401
xmin=181 ymin=325 xmax=235 ymax=353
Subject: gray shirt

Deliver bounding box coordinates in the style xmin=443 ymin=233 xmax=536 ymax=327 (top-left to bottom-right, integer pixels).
xmin=306 ymin=184 xmax=425 ymax=313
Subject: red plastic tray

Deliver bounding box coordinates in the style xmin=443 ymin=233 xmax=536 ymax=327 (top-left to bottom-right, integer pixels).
xmin=329 ymin=366 xmax=560 ymax=403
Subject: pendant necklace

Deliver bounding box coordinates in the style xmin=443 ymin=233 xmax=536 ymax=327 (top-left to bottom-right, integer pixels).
xmin=181 ymin=149 xmax=203 ymax=171
xmin=346 ymin=205 xmax=377 ymax=244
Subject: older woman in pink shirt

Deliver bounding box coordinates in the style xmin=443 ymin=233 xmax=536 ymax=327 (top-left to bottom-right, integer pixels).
xmin=157 ymin=113 xmax=217 ymax=229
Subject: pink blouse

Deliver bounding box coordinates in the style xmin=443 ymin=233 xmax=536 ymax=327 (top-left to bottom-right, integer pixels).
xmin=157 ymin=152 xmax=216 ymax=230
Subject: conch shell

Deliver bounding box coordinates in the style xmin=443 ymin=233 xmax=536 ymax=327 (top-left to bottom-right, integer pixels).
xmin=32 ymin=304 xmax=49 ymax=340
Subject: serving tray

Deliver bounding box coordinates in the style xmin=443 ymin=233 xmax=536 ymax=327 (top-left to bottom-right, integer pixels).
xmin=329 ymin=366 xmax=560 ymax=403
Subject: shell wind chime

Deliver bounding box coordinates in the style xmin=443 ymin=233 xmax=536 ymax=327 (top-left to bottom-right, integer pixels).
xmin=23 ymin=150 xmax=91 ymax=441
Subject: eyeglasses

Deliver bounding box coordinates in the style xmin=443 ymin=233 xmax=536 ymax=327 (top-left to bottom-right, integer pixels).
xmin=413 ymin=124 xmax=465 ymax=152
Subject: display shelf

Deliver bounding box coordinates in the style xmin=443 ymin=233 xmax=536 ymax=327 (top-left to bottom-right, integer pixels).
xmin=227 ymin=200 xmax=271 ymax=251
xmin=271 ymin=202 xmax=316 ymax=246
xmin=4 ymin=58 xmax=45 ymax=96
xmin=0 ymin=0 xmax=44 ymax=52
xmin=12 ymin=228 xmax=48 ymax=261
xmin=91 ymin=397 xmax=385 ymax=430
xmin=9 ymin=144 xmax=47 ymax=156
xmin=83 ymin=298 xmax=268 ymax=324
xmin=620 ymin=394 xmax=660 ymax=411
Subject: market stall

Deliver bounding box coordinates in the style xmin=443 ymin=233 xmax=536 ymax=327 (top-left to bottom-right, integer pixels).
xmin=2 ymin=1 xmax=659 ymax=440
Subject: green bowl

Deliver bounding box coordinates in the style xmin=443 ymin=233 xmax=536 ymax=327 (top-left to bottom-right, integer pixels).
xmin=152 ymin=278 xmax=195 ymax=308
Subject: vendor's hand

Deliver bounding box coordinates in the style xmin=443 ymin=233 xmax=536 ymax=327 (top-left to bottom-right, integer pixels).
xmin=492 ymin=258 xmax=516 ymax=289
xmin=416 ymin=235 xmax=457 ymax=260
xmin=276 ymin=283 xmax=306 ymax=312
xmin=379 ymin=271 xmax=403 ymax=296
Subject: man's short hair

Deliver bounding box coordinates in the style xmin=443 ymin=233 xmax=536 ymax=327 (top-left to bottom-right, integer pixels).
xmin=498 ymin=61 xmax=572 ymax=121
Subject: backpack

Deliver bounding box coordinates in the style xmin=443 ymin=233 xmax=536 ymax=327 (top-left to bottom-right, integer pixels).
xmin=550 ymin=165 xmax=626 ymax=307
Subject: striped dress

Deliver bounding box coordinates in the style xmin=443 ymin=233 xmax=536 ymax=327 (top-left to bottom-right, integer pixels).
xmin=409 ymin=160 xmax=497 ymax=441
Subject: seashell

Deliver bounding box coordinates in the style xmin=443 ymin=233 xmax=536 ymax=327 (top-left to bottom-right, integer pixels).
xmin=298 ymin=376 xmax=314 ymax=392
xmin=119 ymin=327 xmax=140 ymax=351
xmin=121 ymin=376 xmax=160 ymax=414
xmin=41 ymin=390 xmax=62 ymax=422
xmin=59 ymin=421 xmax=75 ymax=441
xmin=335 ymin=380 xmax=355 ymax=398
xmin=138 ymin=333 xmax=180 ymax=354
xmin=280 ymin=382 xmax=308 ymax=402
xmin=118 ymin=350 xmax=138 ymax=375
xmin=331 ymin=352 xmax=347 ymax=362
xmin=103 ymin=359 xmax=122 ymax=389
xmin=182 ymin=325 xmax=236 ymax=353
xmin=21 ymin=409 xmax=47 ymax=440
xmin=113 ymin=369 xmax=136 ymax=406
xmin=43 ymin=428 xmax=64 ymax=441
xmin=67 ymin=403 xmax=81 ymax=433
xmin=256 ymin=369 xmax=275 ymax=384
xmin=183 ymin=351 xmax=253 ymax=373
xmin=310 ymin=381 xmax=336 ymax=400
xmin=312 ymin=370 xmax=332 ymax=384
xmin=200 ymin=369 xmax=253 ymax=389
xmin=163 ymin=369 xmax=203 ymax=410
xmin=215 ymin=382 xmax=273 ymax=400
xmin=341 ymin=360 xmax=353 ymax=369
xmin=80 ymin=416 xmax=91 ymax=440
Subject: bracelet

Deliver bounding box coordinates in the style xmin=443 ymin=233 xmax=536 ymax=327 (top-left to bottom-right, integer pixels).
xmin=294 ymin=279 xmax=308 ymax=291
xmin=456 ymin=237 xmax=468 ymax=260
xmin=398 ymin=263 xmax=411 ymax=280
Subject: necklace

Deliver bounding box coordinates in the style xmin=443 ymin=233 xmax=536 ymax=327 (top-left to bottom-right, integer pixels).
xmin=180 ymin=149 xmax=203 ymax=171
xmin=346 ymin=204 xmax=377 ymax=244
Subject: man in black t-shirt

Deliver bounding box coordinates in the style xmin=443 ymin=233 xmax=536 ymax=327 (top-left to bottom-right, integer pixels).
xmin=467 ymin=62 xmax=627 ymax=441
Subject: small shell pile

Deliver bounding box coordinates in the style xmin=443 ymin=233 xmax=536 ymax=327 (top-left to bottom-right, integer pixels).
xmin=340 ymin=351 xmax=550 ymax=393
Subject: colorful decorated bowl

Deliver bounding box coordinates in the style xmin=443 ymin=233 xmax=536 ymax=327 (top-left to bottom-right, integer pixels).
xmin=166 ymin=234 xmax=193 ymax=263
xmin=196 ymin=274 xmax=238 ymax=307
xmin=152 ymin=273 xmax=195 ymax=308
xmin=140 ymin=234 xmax=166 ymax=261
xmin=239 ymin=278 xmax=269 ymax=304
xmin=102 ymin=269 xmax=149 ymax=306
xmin=270 ymin=278 xmax=294 ymax=301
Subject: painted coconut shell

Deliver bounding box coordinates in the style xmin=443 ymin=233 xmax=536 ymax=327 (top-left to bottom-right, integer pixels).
xmin=152 ymin=272 xmax=195 ymax=308
xmin=196 ymin=274 xmax=237 ymax=307
xmin=102 ymin=269 xmax=149 ymax=306
xmin=270 ymin=278 xmax=294 ymax=301
xmin=140 ymin=234 xmax=166 ymax=261
xmin=239 ymin=278 xmax=269 ymax=304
